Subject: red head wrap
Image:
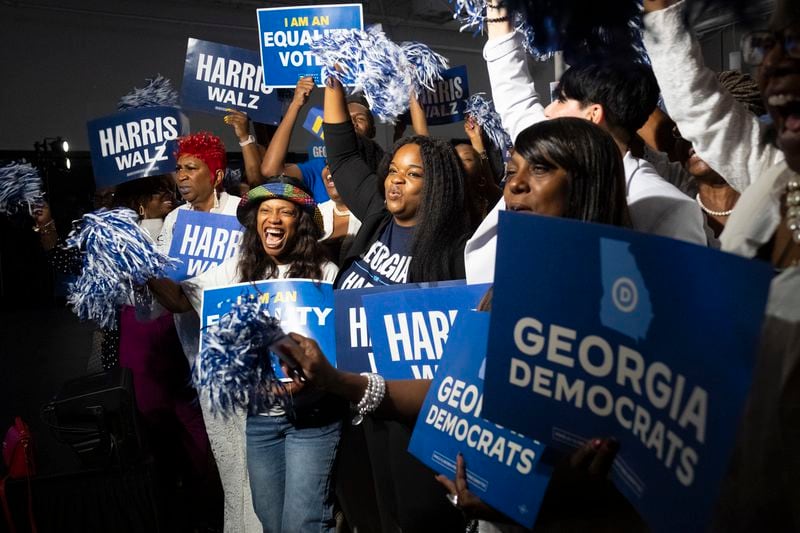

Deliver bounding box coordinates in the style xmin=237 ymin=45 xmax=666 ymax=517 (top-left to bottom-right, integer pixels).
xmin=175 ymin=132 xmax=227 ymax=182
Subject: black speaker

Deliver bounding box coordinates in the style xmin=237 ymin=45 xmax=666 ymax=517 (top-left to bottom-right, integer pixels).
xmin=42 ymin=368 xmax=141 ymax=468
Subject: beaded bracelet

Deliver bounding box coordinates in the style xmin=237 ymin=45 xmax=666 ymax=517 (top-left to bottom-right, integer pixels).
xmin=485 ymin=1 xmax=506 ymax=8
xmin=486 ymin=15 xmax=510 ymax=23
xmin=352 ymin=373 xmax=386 ymax=425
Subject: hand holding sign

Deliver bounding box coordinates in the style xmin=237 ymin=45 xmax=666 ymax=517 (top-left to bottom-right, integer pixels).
xmin=291 ymin=76 xmax=316 ymax=110
xmin=224 ymin=109 xmax=252 ymax=142
xmin=435 ymin=454 xmax=509 ymax=523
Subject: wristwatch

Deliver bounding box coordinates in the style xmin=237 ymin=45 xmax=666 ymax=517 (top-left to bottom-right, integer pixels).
xmin=239 ymin=135 xmax=256 ymax=147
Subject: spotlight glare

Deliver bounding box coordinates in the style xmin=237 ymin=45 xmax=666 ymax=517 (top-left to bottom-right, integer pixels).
xmin=65 ymin=158 xmax=72 ymax=170
xmin=62 ymin=140 xmax=70 ymax=153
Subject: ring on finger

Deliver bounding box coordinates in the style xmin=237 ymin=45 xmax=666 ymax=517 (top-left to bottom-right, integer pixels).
xmin=446 ymin=493 xmax=459 ymax=507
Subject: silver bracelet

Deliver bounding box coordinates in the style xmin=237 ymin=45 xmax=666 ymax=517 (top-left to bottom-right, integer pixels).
xmin=352 ymin=373 xmax=386 ymax=425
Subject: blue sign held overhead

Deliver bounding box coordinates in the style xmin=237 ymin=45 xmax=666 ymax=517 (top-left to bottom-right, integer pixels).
xmin=303 ymin=106 xmax=325 ymax=140
xmin=181 ymin=38 xmax=282 ymax=125
xmin=201 ymin=279 xmax=337 ymax=370
xmin=257 ymin=4 xmax=364 ymax=88
xmin=87 ymin=106 xmax=189 ymax=187
xmin=166 ymin=210 xmax=244 ymax=281
xmin=482 ymin=212 xmax=773 ymax=533
xmin=362 ymin=283 xmax=490 ymax=379
xmin=408 ymin=311 xmax=551 ymax=528
xmin=418 ymin=65 xmax=470 ymax=126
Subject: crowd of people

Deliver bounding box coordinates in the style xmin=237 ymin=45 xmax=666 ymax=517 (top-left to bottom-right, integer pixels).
xmin=21 ymin=0 xmax=800 ymax=530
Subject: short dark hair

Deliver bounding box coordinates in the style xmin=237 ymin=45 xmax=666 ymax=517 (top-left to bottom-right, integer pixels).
xmin=346 ymin=95 xmax=376 ymax=139
xmin=514 ymin=117 xmax=631 ymax=228
xmin=556 ymin=60 xmax=660 ymax=142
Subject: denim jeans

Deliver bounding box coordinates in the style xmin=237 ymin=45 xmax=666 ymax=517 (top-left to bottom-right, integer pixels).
xmin=246 ymin=411 xmax=342 ymax=532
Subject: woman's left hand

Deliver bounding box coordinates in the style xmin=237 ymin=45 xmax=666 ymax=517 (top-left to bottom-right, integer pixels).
xmin=435 ymin=453 xmax=508 ymax=522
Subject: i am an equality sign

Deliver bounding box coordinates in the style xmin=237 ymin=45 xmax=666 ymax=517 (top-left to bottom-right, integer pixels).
xmin=482 ymin=212 xmax=773 ymax=532
xmin=257 ymin=4 xmax=363 ymax=87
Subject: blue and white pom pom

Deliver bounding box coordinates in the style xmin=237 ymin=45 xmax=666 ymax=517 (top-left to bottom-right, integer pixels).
xmin=463 ymin=93 xmax=513 ymax=151
xmin=401 ymin=42 xmax=449 ymax=95
xmin=311 ymin=28 xmax=448 ymax=123
xmin=65 ymin=208 xmax=179 ymax=329
xmin=194 ymin=297 xmax=288 ymax=416
xmin=0 ymin=162 xmax=44 ymax=215
xmin=117 ymin=74 xmax=180 ymax=111
xmin=449 ymin=0 xmax=486 ymax=34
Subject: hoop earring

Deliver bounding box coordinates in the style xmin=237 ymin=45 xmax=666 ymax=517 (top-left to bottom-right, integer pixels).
xmin=138 ymin=204 xmax=145 ymax=217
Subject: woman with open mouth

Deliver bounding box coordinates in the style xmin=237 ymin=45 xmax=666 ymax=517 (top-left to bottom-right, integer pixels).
xmin=149 ymin=176 xmax=340 ymax=532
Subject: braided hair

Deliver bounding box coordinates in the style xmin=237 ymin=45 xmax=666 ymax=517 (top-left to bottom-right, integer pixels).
xmin=717 ymin=70 xmax=766 ymax=117
xmin=377 ymin=136 xmax=471 ymax=282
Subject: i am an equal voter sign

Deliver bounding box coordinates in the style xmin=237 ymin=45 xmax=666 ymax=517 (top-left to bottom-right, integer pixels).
xmin=181 ymin=38 xmax=282 ymax=125
xmin=201 ymin=279 xmax=336 ymax=368
xmin=167 ymin=210 xmax=244 ymax=281
xmin=87 ymin=106 xmax=189 ymax=187
xmin=482 ymin=212 xmax=773 ymax=532
xmin=257 ymin=4 xmax=363 ymax=87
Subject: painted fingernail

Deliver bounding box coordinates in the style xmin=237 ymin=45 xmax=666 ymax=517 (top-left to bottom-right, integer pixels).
xmin=592 ymin=439 xmax=603 ymax=450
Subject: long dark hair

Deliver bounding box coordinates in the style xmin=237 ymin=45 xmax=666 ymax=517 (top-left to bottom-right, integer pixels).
xmin=514 ymin=118 xmax=631 ymax=228
xmin=377 ymin=136 xmax=471 ymax=282
xmin=237 ymin=177 xmax=328 ymax=282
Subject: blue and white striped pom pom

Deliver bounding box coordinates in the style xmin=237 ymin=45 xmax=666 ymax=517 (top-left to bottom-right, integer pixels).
xmin=401 ymin=42 xmax=449 ymax=96
xmin=0 ymin=162 xmax=44 ymax=215
xmin=65 ymin=208 xmax=179 ymax=329
xmin=193 ymin=297 xmax=288 ymax=416
xmin=310 ymin=27 xmax=413 ymax=123
xmin=449 ymin=0 xmax=487 ymax=34
xmin=117 ymin=74 xmax=180 ymax=111
xmin=464 ymin=93 xmax=513 ymax=151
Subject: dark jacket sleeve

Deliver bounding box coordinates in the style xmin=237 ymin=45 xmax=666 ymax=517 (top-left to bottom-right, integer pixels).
xmin=323 ymin=121 xmax=385 ymax=222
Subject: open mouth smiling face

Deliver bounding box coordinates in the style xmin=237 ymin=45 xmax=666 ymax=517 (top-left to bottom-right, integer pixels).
xmin=257 ymin=198 xmax=299 ymax=263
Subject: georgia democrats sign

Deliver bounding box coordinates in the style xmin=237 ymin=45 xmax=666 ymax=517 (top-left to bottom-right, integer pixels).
xmin=409 ymin=311 xmax=551 ymax=528
xmin=482 ymin=212 xmax=773 ymax=533
xmin=181 ymin=38 xmax=282 ymax=125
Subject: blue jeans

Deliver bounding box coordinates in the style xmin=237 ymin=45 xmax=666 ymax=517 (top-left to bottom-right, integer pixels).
xmin=246 ymin=412 xmax=342 ymax=532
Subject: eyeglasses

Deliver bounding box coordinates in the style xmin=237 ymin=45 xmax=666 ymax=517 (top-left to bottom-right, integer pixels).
xmin=741 ymin=30 xmax=800 ymax=66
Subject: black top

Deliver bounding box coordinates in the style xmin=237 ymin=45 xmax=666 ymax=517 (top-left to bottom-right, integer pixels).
xmin=323 ymin=121 xmax=466 ymax=285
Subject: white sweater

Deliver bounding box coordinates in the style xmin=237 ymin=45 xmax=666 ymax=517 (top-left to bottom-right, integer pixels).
xmin=643 ymin=0 xmax=784 ymax=192
xmin=465 ymin=30 xmax=706 ymax=284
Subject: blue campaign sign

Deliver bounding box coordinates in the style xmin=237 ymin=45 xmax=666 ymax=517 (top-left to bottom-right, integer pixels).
xmin=409 ymin=311 xmax=551 ymax=528
xmin=201 ymin=279 xmax=336 ymax=369
xmin=86 ymin=106 xmax=189 ymax=187
xmin=181 ymin=38 xmax=282 ymax=125
xmin=257 ymin=4 xmax=364 ymax=88
xmin=308 ymin=140 xmax=326 ymax=161
xmin=418 ymin=65 xmax=470 ymax=126
xmin=334 ymin=280 xmax=468 ymax=374
xmin=303 ymin=106 xmax=325 ymax=140
xmin=166 ymin=210 xmax=244 ymax=281
xmin=362 ymin=283 xmax=490 ymax=379
xmin=482 ymin=212 xmax=773 ymax=533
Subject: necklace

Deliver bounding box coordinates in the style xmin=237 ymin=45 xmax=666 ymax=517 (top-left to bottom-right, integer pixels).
xmin=333 ymin=205 xmax=350 ymax=216
xmin=695 ymin=193 xmax=733 ymax=217
xmin=786 ymin=178 xmax=800 ymax=244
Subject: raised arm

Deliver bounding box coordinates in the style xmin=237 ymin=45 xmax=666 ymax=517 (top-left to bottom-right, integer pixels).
xmin=643 ymin=0 xmax=784 ymax=191
xmin=408 ymin=92 xmax=430 ymax=136
xmin=260 ymin=76 xmax=316 ymax=181
xmin=323 ymin=79 xmax=385 ymax=221
xmin=224 ymin=109 xmax=265 ymax=186
xmin=484 ymin=4 xmax=546 ymax=143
